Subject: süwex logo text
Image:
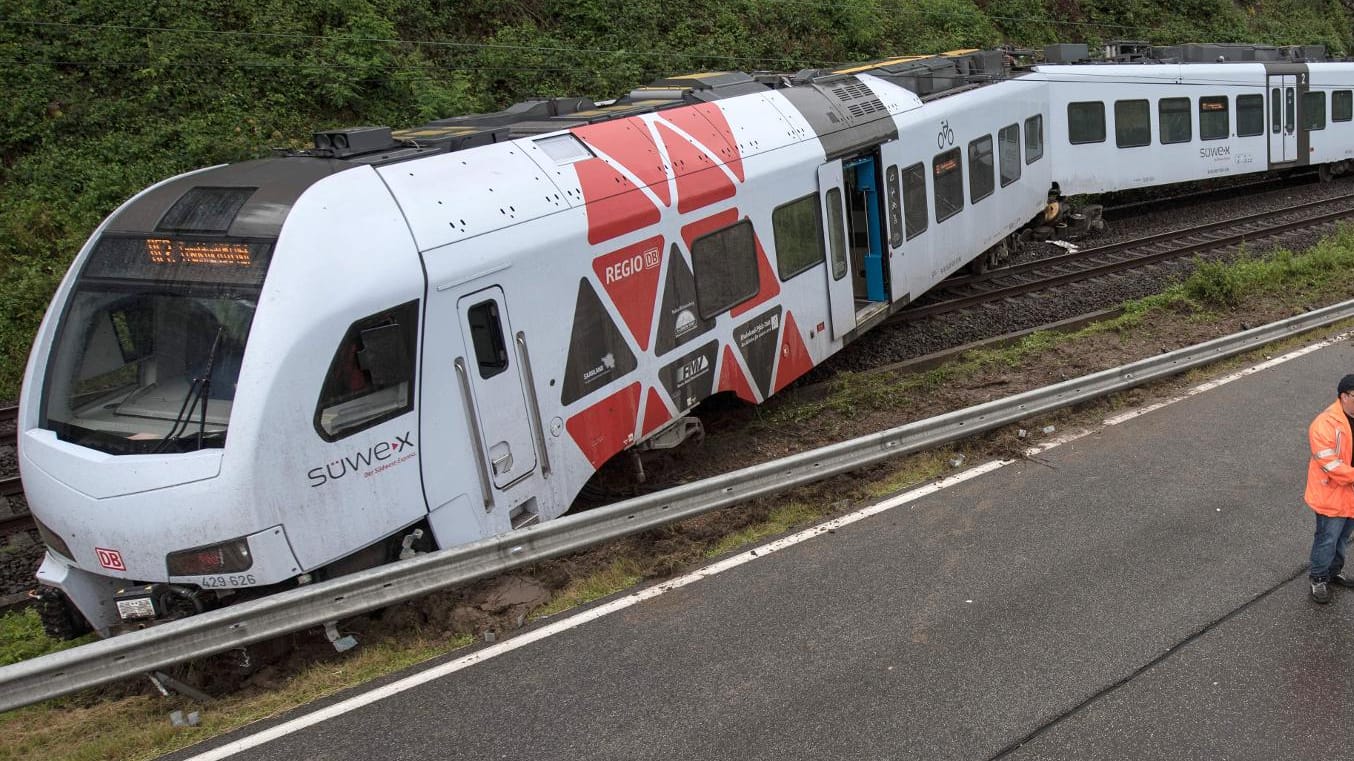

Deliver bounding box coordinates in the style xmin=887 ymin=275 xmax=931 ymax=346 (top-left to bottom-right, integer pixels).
xmin=308 ymin=432 xmax=416 ymax=487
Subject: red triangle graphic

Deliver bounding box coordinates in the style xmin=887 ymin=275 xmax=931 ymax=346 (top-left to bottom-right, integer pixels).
xmin=592 ymin=235 xmax=664 ymax=352
xmin=730 ymin=231 xmax=781 ymax=318
xmin=660 ymin=103 xmax=745 ymax=182
xmin=573 ymin=118 xmax=671 ymax=206
xmin=680 ymin=208 xmax=739 ymax=252
xmin=773 ymin=311 xmax=815 ymax=393
xmin=575 ymin=158 xmax=662 ymax=245
xmin=641 ymin=386 xmax=672 ymax=437
xmin=565 ymin=382 xmax=643 ymax=469
xmin=657 ymin=122 xmax=736 ymax=214
xmin=717 ymin=345 xmax=759 ymax=403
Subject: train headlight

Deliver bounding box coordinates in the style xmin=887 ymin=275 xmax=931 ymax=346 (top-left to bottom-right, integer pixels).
xmin=166 ymin=538 xmax=253 ymax=576
xmin=32 ymin=517 xmax=73 ymax=561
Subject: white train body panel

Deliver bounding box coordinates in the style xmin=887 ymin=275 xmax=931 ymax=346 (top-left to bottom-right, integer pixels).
xmin=17 ymin=49 xmax=1354 ymax=633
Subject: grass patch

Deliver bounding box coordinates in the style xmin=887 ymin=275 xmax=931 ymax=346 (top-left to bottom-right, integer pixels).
xmin=864 ymin=450 xmax=956 ymax=499
xmin=532 ymin=558 xmax=646 ymax=618
xmin=704 ymin=501 xmax=822 ymax=558
xmin=0 ymin=629 xmax=472 ymax=761
xmin=0 ymin=609 xmax=88 ymax=667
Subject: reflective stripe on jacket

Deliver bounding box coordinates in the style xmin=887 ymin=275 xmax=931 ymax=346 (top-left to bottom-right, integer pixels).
xmin=1305 ymin=400 xmax=1354 ymax=517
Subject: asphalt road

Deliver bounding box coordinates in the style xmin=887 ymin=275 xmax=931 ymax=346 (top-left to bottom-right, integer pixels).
xmin=170 ymin=336 xmax=1354 ymax=761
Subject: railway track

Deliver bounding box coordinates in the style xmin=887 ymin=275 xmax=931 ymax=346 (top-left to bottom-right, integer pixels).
xmin=1 ymin=403 xmax=33 ymax=537
xmin=898 ymin=194 xmax=1354 ymax=322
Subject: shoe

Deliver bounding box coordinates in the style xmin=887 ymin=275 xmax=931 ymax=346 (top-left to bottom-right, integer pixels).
xmin=1312 ymin=580 xmax=1332 ymax=604
xmin=1333 ymin=573 xmax=1354 ymax=589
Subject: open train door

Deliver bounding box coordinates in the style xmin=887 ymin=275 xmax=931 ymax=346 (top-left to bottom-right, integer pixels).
xmin=1268 ymin=74 xmax=1298 ymax=165
xmin=818 ymin=161 xmax=854 ymax=339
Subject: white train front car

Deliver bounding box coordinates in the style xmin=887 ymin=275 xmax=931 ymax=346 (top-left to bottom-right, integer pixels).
xmin=18 ymin=159 xmax=433 ymax=634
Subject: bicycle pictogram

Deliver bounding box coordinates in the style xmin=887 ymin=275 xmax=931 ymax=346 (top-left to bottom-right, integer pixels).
xmin=937 ymin=120 xmax=955 ymax=149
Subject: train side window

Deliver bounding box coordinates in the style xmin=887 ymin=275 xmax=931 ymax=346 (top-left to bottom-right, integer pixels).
xmin=1237 ymin=94 xmax=1264 ymax=137
xmin=772 ymin=194 xmax=824 ymax=281
xmin=1067 ymin=102 xmax=1105 ymax=144
xmin=1335 ymin=91 xmax=1353 ymax=122
xmin=968 ymin=136 xmax=994 ymax=203
xmin=826 ymin=188 xmax=848 ymax=280
xmin=901 ymin=163 xmax=928 ymax=240
xmin=998 ymin=124 xmax=1020 ymax=187
xmin=467 ymin=300 xmax=509 ymax=379
xmin=1159 ymin=97 xmax=1192 ymax=144
xmin=1271 ymin=88 xmax=1281 ymax=133
xmin=932 ymin=148 xmax=964 ymax=223
xmin=1024 ymin=115 xmax=1044 ymax=164
xmin=315 ymin=301 xmax=418 ymax=441
xmin=1199 ymin=96 xmax=1229 ymax=140
xmin=1302 ymin=91 xmax=1326 ymax=131
xmin=1114 ymin=100 xmax=1150 ymax=148
xmin=692 ymin=219 xmax=759 ymax=319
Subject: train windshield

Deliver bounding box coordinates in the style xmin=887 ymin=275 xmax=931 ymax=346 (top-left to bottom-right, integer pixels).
xmin=41 ymin=237 xmax=274 ymax=454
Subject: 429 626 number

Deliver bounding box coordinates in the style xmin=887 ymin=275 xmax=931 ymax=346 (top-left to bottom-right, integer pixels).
xmin=200 ymin=574 xmax=257 ymax=588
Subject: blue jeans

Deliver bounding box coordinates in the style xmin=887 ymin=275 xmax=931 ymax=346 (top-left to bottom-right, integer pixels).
xmin=1310 ymin=513 xmax=1354 ymax=582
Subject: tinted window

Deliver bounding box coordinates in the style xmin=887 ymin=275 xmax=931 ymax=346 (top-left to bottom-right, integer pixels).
xmin=1025 ymin=115 xmax=1044 ymax=163
xmin=933 ymin=148 xmax=964 ymax=223
xmin=1335 ymin=90 xmax=1353 ymax=122
xmin=1303 ymin=91 xmax=1326 ymax=131
xmin=1271 ymin=88 xmax=1282 ymax=133
xmin=826 ymin=188 xmax=847 ymax=280
xmin=968 ymin=135 xmax=995 ymax=203
xmin=1159 ymin=98 xmax=1192 ymax=144
xmin=998 ymin=124 xmax=1020 ymax=187
xmin=772 ymin=194 xmax=823 ymax=281
xmin=1114 ymin=100 xmax=1150 ymax=148
xmin=692 ymin=219 xmax=758 ymax=319
xmin=316 ymin=301 xmax=418 ymax=440
xmin=901 ymin=163 xmax=928 ymax=240
xmin=1068 ymin=102 xmax=1105 ymax=144
xmin=1199 ymin=96 xmax=1229 ymax=140
xmin=1237 ymin=94 xmax=1264 ymax=137
xmin=467 ymin=300 xmax=508 ymax=379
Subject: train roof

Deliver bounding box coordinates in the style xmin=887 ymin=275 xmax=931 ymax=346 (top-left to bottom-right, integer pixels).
xmin=290 ymin=41 xmax=1348 ymax=167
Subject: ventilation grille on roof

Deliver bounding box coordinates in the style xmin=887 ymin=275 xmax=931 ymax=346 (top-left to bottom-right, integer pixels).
xmin=829 ymin=81 xmax=886 ymax=119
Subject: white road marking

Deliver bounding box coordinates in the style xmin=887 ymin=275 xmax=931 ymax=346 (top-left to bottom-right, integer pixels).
xmin=182 ymin=331 xmax=1348 ymax=760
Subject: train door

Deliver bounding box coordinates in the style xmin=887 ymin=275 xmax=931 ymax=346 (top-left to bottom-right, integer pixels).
xmin=1268 ymin=74 xmax=1298 ymax=164
xmin=817 ymin=161 xmax=854 ymax=338
xmin=455 ymin=287 xmax=538 ymax=490
xmin=842 ymin=154 xmax=888 ymax=310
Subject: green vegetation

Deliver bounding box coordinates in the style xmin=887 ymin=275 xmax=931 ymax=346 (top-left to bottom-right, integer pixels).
xmin=532 ymin=557 xmax=645 ymax=617
xmin=0 ymin=609 xmax=86 ymax=666
xmin=2 ymin=1 xmax=1353 ymax=397
xmin=0 ymin=629 xmax=468 ymax=761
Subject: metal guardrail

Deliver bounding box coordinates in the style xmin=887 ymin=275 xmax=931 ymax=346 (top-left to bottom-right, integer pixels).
xmin=2 ymin=299 xmax=1354 ymax=711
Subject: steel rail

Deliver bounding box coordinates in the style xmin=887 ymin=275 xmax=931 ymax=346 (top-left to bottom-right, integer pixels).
xmin=0 ymin=476 xmax=23 ymax=499
xmin=941 ymin=194 xmax=1354 ymax=292
xmin=2 ymin=298 xmax=1354 ymax=711
xmin=0 ymin=513 xmax=34 ymax=537
xmin=900 ymin=199 xmax=1354 ymax=321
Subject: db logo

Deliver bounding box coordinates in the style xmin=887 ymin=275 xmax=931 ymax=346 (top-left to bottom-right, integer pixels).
xmin=96 ymin=547 xmax=127 ymax=571
xmin=643 ymin=247 xmax=661 ymax=268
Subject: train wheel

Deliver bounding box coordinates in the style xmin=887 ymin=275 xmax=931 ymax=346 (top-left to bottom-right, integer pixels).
xmin=1319 ymin=163 xmax=1334 ymax=183
xmin=32 ymin=588 xmax=93 ymax=640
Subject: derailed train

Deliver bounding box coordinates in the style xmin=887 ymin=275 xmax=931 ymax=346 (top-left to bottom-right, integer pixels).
xmin=18 ymin=41 xmax=1354 ymax=636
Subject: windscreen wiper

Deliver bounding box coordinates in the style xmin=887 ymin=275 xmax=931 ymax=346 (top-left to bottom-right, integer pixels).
xmin=154 ymin=327 xmax=223 ymax=453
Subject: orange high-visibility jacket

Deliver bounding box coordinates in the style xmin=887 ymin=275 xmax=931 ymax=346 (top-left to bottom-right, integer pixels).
xmin=1306 ymin=400 xmax=1354 ymax=517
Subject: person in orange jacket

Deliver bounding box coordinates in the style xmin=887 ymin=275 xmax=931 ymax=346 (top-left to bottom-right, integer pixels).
xmin=1304 ymin=374 xmax=1354 ymax=603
